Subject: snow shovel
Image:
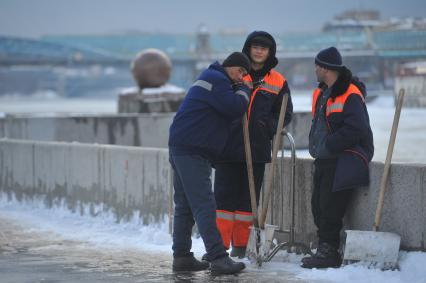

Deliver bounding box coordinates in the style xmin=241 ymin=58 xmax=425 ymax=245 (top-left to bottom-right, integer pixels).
xmin=242 ymin=114 xmax=265 ymax=265
xmin=246 ymin=93 xmax=289 ymax=266
xmin=343 ymin=88 xmax=405 ymax=270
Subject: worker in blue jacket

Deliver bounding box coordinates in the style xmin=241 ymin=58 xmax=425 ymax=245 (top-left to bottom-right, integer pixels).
xmin=169 ymin=52 xmax=251 ymax=275
xmin=301 ymin=46 xmax=374 ymax=269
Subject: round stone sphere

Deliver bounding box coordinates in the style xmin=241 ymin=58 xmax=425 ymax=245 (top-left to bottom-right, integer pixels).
xmin=131 ymin=48 xmax=172 ymax=88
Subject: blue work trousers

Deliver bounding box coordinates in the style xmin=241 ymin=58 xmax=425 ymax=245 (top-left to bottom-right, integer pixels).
xmin=169 ymin=147 xmax=227 ymax=260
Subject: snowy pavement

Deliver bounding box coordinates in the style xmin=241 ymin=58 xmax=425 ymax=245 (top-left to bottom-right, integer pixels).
xmin=0 ymin=194 xmax=425 ymax=283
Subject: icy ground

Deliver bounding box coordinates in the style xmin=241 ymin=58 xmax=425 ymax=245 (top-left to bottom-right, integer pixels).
xmin=0 ymin=194 xmax=425 ymax=283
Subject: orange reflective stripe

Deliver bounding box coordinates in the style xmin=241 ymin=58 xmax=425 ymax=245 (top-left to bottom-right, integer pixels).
xmin=233 ymin=211 xmax=253 ymax=247
xmin=247 ymin=88 xmax=259 ymax=121
xmin=312 ymin=88 xmax=322 ymax=117
xmin=244 ymin=70 xmax=286 ymax=121
xmin=326 ymin=83 xmax=364 ymax=116
xmin=216 ymin=210 xmax=235 ymax=221
xmin=243 ymin=75 xmax=255 ymax=120
xmin=234 ymin=210 xmax=253 ymax=222
xmin=216 ymin=210 xmax=235 ymax=249
xmin=255 ymin=70 xmax=285 ymax=95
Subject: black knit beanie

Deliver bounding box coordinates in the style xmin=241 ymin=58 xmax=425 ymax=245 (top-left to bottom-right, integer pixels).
xmin=251 ymin=36 xmax=273 ymax=48
xmin=315 ymin=46 xmax=343 ymax=71
xmin=222 ymin=52 xmax=251 ymax=72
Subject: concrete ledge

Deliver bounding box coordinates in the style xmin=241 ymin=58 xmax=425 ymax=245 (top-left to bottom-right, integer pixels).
xmin=0 ymin=112 xmax=311 ymax=149
xmin=269 ymin=158 xmax=426 ymax=251
xmin=0 ymin=139 xmax=172 ymax=223
xmin=1 ymin=139 xmax=424 ymax=250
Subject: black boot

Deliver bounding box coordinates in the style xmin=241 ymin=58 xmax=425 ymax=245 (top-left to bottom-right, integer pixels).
xmin=301 ymin=242 xmax=342 ymax=269
xmin=173 ymin=253 xmax=210 ymax=272
xmin=230 ymin=246 xmax=246 ymax=259
xmin=201 ymin=253 xmax=210 ymax=262
xmin=210 ymin=255 xmax=246 ymax=275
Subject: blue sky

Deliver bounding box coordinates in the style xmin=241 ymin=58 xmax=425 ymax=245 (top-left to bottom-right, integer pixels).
xmin=0 ymin=0 xmax=425 ymax=37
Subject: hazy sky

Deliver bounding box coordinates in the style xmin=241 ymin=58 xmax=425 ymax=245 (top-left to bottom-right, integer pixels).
xmin=0 ymin=0 xmax=425 ymax=38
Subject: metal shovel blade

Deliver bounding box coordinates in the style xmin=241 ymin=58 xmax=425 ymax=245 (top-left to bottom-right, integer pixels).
xmin=343 ymin=230 xmax=401 ymax=268
xmin=246 ymin=224 xmax=278 ymax=266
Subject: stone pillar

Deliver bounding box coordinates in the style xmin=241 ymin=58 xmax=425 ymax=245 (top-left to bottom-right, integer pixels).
xmin=118 ymin=49 xmax=186 ymax=113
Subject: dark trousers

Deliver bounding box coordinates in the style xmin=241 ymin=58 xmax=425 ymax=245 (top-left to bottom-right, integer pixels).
xmin=214 ymin=162 xmax=265 ymax=212
xmin=312 ymin=159 xmax=352 ymax=248
xmin=169 ymin=148 xmax=227 ymax=260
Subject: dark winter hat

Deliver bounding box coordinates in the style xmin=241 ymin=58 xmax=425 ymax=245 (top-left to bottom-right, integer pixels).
xmin=251 ymin=36 xmax=273 ymax=48
xmin=222 ymin=52 xmax=251 ymax=72
xmin=315 ymin=46 xmax=343 ymax=71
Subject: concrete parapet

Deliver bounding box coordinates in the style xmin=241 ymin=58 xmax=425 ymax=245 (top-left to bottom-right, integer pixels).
xmin=0 ymin=112 xmax=311 ymax=149
xmin=345 ymin=162 xmax=426 ymax=250
xmin=1 ymin=139 xmax=423 ymax=250
xmin=118 ymin=85 xmax=186 ymax=114
xmin=269 ymin=158 xmax=426 ymax=251
xmin=0 ymin=139 xmax=172 ymax=223
xmin=0 ymin=114 xmax=172 ymax=148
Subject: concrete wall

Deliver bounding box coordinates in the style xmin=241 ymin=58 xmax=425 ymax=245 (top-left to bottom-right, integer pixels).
xmin=0 ymin=114 xmax=172 ymax=148
xmin=0 ymin=112 xmax=312 ymax=149
xmin=268 ymin=159 xmax=426 ymax=251
xmin=0 ymin=139 xmax=172 ymax=224
xmin=1 ymin=139 xmax=424 ymax=251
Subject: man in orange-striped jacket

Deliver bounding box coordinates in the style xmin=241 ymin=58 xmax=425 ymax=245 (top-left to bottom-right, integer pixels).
xmin=213 ymin=31 xmax=293 ymax=259
xmin=301 ymin=46 xmax=374 ymax=269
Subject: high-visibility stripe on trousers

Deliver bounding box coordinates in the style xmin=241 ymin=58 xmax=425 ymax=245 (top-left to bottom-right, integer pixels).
xmin=216 ymin=210 xmax=235 ymax=249
xmin=233 ymin=210 xmax=253 ymax=247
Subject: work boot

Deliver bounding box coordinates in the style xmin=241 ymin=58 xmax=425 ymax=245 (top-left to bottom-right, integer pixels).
xmin=201 ymin=253 xmax=210 ymax=262
xmin=230 ymin=246 xmax=246 ymax=259
xmin=173 ymin=253 xmax=210 ymax=272
xmin=210 ymin=255 xmax=246 ymax=275
xmin=301 ymin=242 xmax=342 ymax=269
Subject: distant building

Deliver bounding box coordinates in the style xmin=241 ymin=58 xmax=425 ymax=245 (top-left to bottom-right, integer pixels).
xmin=195 ymin=24 xmax=211 ymax=56
xmin=323 ymin=9 xmax=426 ymax=33
xmin=323 ymin=9 xmax=383 ymax=32
xmin=395 ymin=61 xmax=426 ymax=107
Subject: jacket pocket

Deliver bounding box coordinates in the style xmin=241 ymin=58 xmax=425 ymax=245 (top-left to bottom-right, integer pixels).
xmin=332 ymin=149 xmax=370 ymax=192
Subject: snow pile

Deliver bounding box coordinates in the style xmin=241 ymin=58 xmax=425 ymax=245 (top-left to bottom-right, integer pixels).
xmin=296 ymin=252 xmax=426 ymax=283
xmin=0 ymin=194 xmax=425 ymax=283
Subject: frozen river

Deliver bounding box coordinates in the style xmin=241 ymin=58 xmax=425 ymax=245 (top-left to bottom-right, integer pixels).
xmin=1 ymin=93 xmax=425 ymax=164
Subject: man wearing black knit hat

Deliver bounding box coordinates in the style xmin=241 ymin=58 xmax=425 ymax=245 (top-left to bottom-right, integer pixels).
xmin=301 ymin=46 xmax=374 ymax=268
xmin=212 ymin=31 xmax=293 ymax=259
xmin=169 ymin=51 xmax=251 ymax=275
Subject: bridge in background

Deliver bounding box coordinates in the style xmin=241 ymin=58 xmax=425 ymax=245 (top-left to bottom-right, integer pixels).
xmin=1 ymin=29 xmax=426 ymax=94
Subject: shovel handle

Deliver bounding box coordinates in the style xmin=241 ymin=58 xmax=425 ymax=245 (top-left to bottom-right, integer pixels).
xmin=373 ymin=89 xmax=405 ymax=231
xmin=242 ymin=114 xmax=259 ymax=227
xmin=259 ymin=93 xmax=289 ymax=229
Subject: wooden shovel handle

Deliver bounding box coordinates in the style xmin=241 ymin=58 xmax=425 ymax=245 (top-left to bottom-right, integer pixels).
xmin=373 ymin=89 xmax=405 ymax=231
xmin=259 ymin=93 xmax=289 ymax=229
xmin=242 ymin=114 xmax=259 ymax=228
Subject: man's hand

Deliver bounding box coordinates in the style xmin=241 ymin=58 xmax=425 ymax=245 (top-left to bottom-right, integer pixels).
xmin=252 ymin=79 xmax=264 ymax=89
xmin=242 ymin=80 xmax=252 ymax=88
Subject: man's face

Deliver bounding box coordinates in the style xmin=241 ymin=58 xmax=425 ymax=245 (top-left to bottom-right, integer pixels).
xmin=315 ymin=64 xmax=327 ymax=83
xmin=249 ymin=44 xmax=270 ymax=65
xmin=226 ymin=66 xmax=248 ymax=83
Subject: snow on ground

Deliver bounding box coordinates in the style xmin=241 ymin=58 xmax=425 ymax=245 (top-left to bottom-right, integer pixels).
xmin=1 ymin=193 xmax=425 ymax=283
xmin=0 ymin=95 xmax=116 ymax=115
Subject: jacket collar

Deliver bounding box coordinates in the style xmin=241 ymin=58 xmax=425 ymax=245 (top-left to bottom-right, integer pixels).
xmin=318 ymin=67 xmax=366 ymax=99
